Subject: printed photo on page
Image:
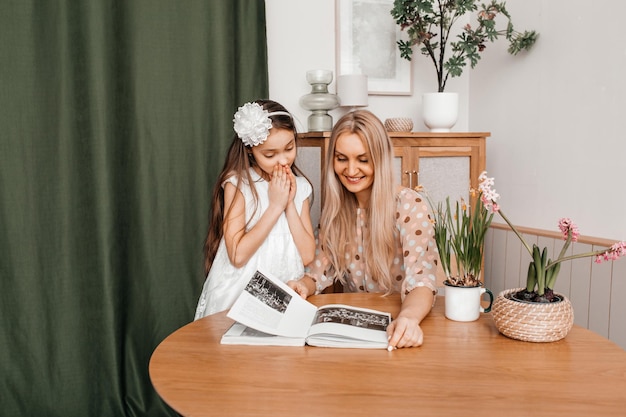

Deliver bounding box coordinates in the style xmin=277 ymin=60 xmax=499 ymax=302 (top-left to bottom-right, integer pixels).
xmin=227 ymin=270 xmax=317 ymax=338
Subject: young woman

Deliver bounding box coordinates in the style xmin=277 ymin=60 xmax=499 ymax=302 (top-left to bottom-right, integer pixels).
xmin=288 ymin=110 xmax=439 ymax=349
xmin=194 ymin=100 xmax=315 ymax=319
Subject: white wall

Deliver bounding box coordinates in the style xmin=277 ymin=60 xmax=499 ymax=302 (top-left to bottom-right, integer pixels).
xmin=266 ymin=0 xmax=625 ymax=242
xmin=265 ymin=0 xmax=469 ymax=131
xmin=469 ymin=0 xmax=626 ymax=242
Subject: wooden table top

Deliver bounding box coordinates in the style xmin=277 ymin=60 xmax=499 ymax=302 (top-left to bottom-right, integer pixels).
xmin=149 ymin=294 xmax=626 ymax=417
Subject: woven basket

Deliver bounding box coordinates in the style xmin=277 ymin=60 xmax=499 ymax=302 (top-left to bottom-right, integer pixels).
xmin=384 ymin=117 xmax=413 ymax=132
xmin=491 ymin=288 xmax=574 ymax=343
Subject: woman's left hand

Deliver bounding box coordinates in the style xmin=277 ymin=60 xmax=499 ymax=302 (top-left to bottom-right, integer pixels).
xmin=386 ymin=287 xmax=434 ymax=349
xmin=386 ymin=316 xmax=424 ymax=349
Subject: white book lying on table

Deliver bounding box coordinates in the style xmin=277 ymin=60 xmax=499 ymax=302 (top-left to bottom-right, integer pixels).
xmin=222 ymin=270 xmax=391 ymax=349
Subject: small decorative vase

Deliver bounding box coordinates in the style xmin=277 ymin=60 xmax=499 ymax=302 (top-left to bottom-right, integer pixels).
xmin=299 ymin=70 xmax=340 ymax=132
xmin=422 ymin=92 xmax=458 ymax=132
xmin=491 ymin=288 xmax=574 ymax=343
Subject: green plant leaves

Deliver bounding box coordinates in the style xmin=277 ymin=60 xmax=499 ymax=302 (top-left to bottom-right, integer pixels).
xmin=391 ymin=0 xmax=538 ymax=91
xmin=428 ymin=192 xmax=493 ymax=286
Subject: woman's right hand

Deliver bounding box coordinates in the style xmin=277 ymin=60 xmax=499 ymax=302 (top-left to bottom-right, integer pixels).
xmin=287 ymin=276 xmax=315 ymax=299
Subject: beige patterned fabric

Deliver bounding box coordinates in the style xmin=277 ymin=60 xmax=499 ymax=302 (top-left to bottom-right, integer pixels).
xmin=306 ymin=187 xmax=438 ymax=300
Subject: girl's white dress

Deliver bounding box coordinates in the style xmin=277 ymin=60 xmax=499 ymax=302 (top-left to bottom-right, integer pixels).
xmin=194 ymin=168 xmax=312 ymax=319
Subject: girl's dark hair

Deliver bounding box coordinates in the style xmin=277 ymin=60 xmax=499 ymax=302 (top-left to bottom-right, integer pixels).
xmin=203 ymin=99 xmax=308 ymax=275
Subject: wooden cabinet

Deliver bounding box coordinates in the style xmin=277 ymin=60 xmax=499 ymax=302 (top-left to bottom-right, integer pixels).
xmin=296 ymin=131 xmax=490 ymax=228
xmin=390 ymin=132 xmax=489 ymax=206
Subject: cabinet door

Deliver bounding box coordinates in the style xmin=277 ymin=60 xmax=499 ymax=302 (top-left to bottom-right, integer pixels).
xmin=393 ymin=146 xmax=471 ymax=204
xmin=393 ymin=146 xmax=418 ymax=189
xmin=418 ymin=155 xmax=470 ymax=205
xmin=389 ymin=134 xmax=486 ymax=207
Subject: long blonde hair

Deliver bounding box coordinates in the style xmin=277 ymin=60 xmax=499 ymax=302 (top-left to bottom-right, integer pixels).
xmin=319 ymin=110 xmax=397 ymax=292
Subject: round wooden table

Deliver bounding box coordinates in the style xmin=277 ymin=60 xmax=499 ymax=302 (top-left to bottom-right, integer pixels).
xmin=149 ymin=294 xmax=626 ymax=417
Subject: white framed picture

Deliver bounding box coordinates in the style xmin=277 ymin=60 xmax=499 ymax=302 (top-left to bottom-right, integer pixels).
xmin=336 ymin=0 xmax=412 ymax=96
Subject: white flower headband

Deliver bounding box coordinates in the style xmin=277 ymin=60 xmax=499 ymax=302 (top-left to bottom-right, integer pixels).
xmin=233 ymin=102 xmax=292 ymax=147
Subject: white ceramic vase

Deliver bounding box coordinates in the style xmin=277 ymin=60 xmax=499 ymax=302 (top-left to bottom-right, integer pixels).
xmin=422 ymin=92 xmax=459 ymax=132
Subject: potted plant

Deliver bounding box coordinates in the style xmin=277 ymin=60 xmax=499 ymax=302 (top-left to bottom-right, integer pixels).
xmin=430 ymin=190 xmax=493 ymax=288
xmin=390 ymin=0 xmax=538 ymax=130
xmin=423 ymin=173 xmax=497 ymax=322
xmin=465 ymin=172 xmax=626 ymax=341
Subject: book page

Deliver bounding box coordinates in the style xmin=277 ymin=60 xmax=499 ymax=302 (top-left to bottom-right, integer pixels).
xmin=306 ymin=304 xmax=391 ymax=348
xmin=227 ymin=270 xmax=317 ymax=338
xmin=221 ymin=323 xmax=305 ymax=346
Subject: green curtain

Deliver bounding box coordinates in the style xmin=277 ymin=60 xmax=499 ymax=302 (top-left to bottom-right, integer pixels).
xmin=0 ymin=1 xmax=268 ymax=415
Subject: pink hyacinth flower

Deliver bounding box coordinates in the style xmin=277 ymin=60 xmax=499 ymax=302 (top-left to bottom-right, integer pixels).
xmin=478 ymin=171 xmax=499 ymax=212
xmin=558 ymin=218 xmax=579 ymax=242
xmin=595 ymin=241 xmax=626 ymax=263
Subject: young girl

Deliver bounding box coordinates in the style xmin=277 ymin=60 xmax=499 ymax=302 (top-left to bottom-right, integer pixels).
xmin=288 ymin=110 xmax=439 ymax=349
xmin=194 ymin=100 xmax=316 ymax=319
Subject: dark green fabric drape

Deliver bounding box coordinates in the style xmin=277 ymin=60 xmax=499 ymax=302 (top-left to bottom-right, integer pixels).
xmin=0 ymin=1 xmax=268 ymax=415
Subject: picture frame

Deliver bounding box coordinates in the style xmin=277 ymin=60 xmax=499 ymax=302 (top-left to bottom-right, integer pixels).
xmin=335 ymin=0 xmax=412 ymax=96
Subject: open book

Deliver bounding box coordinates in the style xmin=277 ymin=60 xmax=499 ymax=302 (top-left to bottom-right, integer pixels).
xmin=222 ymin=270 xmax=391 ymax=349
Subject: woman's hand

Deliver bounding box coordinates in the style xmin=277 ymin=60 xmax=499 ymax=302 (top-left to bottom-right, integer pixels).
xmin=287 ymin=275 xmax=316 ymax=299
xmin=386 ymin=315 xmax=425 ymax=349
xmin=386 ymin=287 xmax=434 ymax=349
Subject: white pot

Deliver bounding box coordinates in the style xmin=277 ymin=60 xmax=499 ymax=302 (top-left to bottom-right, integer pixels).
xmin=444 ymin=283 xmax=494 ymax=322
xmin=422 ymin=92 xmax=459 ymax=132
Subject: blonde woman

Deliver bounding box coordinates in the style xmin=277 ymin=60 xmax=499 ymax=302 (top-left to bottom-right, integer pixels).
xmin=288 ymin=110 xmax=438 ymax=349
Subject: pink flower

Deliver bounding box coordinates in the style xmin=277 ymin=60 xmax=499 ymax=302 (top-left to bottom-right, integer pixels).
xmin=478 ymin=171 xmax=500 ymax=212
xmin=594 ymin=241 xmax=626 ymax=263
xmin=614 ymin=241 xmax=626 ymax=256
xmin=558 ymin=218 xmax=580 ymax=242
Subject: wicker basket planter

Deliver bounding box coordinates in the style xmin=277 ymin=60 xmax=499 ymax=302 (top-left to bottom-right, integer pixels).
xmin=491 ymin=288 xmax=574 ymax=343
